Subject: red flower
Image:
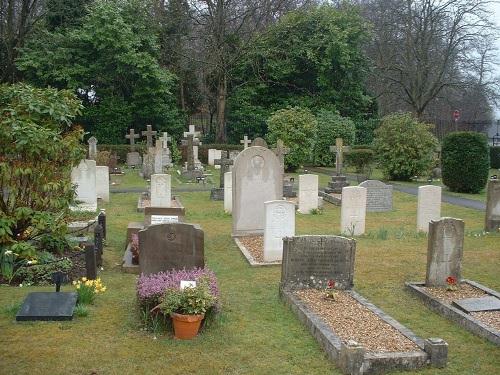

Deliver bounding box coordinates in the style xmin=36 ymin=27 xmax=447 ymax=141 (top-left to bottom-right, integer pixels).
xmin=446 ymin=276 xmax=457 ymax=285
xmin=327 ymin=280 xmax=335 ymax=289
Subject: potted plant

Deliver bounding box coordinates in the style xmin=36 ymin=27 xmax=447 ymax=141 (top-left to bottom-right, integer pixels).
xmin=157 ymin=278 xmax=216 ymax=339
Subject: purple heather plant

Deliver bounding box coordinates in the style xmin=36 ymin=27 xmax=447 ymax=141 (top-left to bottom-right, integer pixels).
xmin=136 ymin=268 xmax=220 ymax=311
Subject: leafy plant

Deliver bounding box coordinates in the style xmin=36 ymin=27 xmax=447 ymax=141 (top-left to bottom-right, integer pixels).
xmin=16 ymin=258 xmax=73 ymax=285
xmin=158 ymin=278 xmax=216 ymax=316
xmin=74 ymin=277 xmax=106 ymax=304
xmin=373 ymin=113 xmax=438 ymax=180
xmin=344 ymin=149 xmax=374 ymax=177
xmin=74 ymin=304 xmax=89 ymax=317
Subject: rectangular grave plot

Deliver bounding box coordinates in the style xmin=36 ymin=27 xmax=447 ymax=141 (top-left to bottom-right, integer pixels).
xmin=16 ymin=292 xmax=78 ymax=321
xmin=452 ymin=296 xmax=500 ymax=313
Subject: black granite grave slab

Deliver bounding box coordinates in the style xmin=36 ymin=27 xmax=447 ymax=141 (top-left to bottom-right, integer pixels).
xmin=452 ymin=296 xmax=500 ymax=313
xmin=16 ymin=292 xmax=77 ymax=321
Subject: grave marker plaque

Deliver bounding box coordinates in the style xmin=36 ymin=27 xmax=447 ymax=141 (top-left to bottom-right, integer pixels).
xmin=358 ymin=180 xmax=393 ymax=212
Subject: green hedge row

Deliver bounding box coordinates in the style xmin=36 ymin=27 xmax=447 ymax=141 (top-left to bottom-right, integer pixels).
xmin=490 ymin=146 xmax=500 ymax=169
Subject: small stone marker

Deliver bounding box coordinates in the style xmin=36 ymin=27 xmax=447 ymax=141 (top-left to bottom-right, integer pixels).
xmin=358 ymin=180 xmax=393 ymax=212
xmin=150 ymin=174 xmax=171 ymax=208
xmin=125 ymin=128 xmax=140 ymax=151
xmin=214 ymin=151 xmax=233 ymax=188
xmin=85 ymin=243 xmax=97 ymax=280
xmin=138 ymin=223 xmax=204 ymax=276
xmin=142 ymin=125 xmax=157 ymax=148
xmin=298 ymin=174 xmax=319 ymax=214
xmin=340 ymin=186 xmax=367 ymax=236
xmin=87 ymin=136 xmax=97 ymax=160
xmin=417 ymin=185 xmax=442 ymax=232
xmin=71 ymin=159 xmax=97 ymax=210
xmin=281 ymin=235 xmax=356 ymax=290
xmin=485 ymin=178 xmax=500 ymax=232
xmin=240 ymin=135 xmax=252 ymax=149
xmin=208 ymin=149 xmax=222 ymax=167
xmin=263 ymin=200 xmax=295 ymax=262
xmin=16 ymin=291 xmax=77 ymax=321
xmin=425 ymin=217 xmax=464 ymax=287
xmin=452 ymin=296 xmax=500 ymax=313
xmin=95 ymin=166 xmax=110 ymax=202
xmin=224 ymin=171 xmax=232 ymax=213
xmin=251 ymin=137 xmax=268 ymax=148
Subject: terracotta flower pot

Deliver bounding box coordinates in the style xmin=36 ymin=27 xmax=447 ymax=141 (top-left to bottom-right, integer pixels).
xmin=171 ymin=313 xmax=205 ymax=339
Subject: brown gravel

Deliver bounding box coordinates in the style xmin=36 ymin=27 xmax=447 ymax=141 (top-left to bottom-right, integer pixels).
xmin=294 ymin=289 xmax=419 ymax=353
xmin=238 ymin=236 xmax=264 ymax=262
xmin=470 ymin=311 xmax=500 ymax=331
xmin=423 ymin=283 xmax=486 ymax=304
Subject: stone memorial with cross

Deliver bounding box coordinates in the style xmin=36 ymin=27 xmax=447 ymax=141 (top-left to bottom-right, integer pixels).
xmin=125 ymin=129 xmax=140 ymax=151
xmin=87 ymin=136 xmax=98 ymax=160
xmin=324 ymin=138 xmax=351 ymax=194
xmin=273 ymin=139 xmax=290 ymax=175
xmin=240 ymin=135 xmax=252 ymax=149
xmin=210 ymin=151 xmax=234 ymax=201
xmin=142 ymin=125 xmax=157 ymax=148
xmin=183 ymin=125 xmax=201 ymax=139
xmin=161 ymin=132 xmax=172 ymax=166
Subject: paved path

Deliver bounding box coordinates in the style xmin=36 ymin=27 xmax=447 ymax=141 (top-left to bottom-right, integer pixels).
xmin=307 ymin=167 xmax=486 ymax=211
xmin=111 ymin=186 xmax=214 ymax=193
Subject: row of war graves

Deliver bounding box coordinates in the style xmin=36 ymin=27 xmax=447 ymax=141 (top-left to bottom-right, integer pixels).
xmin=68 ymin=124 xmax=500 ymax=374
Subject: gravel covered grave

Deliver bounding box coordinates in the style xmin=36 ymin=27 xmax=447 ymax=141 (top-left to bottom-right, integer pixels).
xmin=238 ymin=236 xmax=264 ymax=263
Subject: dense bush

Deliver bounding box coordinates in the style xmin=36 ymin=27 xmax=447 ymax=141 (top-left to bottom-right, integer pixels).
xmin=354 ymin=118 xmax=380 ymax=145
xmin=490 ymin=146 xmax=500 ymax=169
xmin=312 ymin=110 xmax=356 ymax=166
xmin=16 ymin=257 xmax=73 ymax=285
xmin=345 ymin=149 xmax=375 ymax=177
xmin=442 ymin=132 xmax=490 ymax=193
xmin=267 ymin=107 xmax=317 ymax=171
xmin=374 ymin=113 xmax=438 ymax=180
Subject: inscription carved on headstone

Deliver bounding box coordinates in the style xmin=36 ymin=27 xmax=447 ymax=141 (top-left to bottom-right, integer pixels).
xmin=298 ymin=174 xmax=319 ymax=214
xmin=150 ymin=174 xmax=171 ymax=208
xmin=263 ymin=200 xmax=295 ymax=262
xmin=358 ymin=180 xmax=393 ymax=212
xmin=71 ymin=159 xmax=97 ymax=210
xmin=417 ymin=185 xmax=441 ymax=232
xmin=340 ymin=186 xmax=367 ymax=236
xmin=224 ymin=172 xmax=232 ymax=213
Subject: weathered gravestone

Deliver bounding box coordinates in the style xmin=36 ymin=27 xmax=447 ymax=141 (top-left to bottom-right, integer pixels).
xmin=485 ymin=178 xmax=500 ymax=232
xmin=208 ymin=149 xmax=222 ymax=167
xmin=71 ymin=159 xmax=97 ymax=211
xmin=87 ymin=136 xmax=97 ymax=160
xmin=142 ymin=148 xmax=155 ymax=179
xmin=425 ymin=217 xmax=464 ymax=287
xmin=417 ymin=185 xmax=442 ymax=233
xmin=142 ymin=125 xmax=157 ymax=148
xmin=224 ymin=171 xmax=232 ymax=213
xmin=264 ymin=200 xmax=295 ymax=262
xmin=325 ymin=138 xmax=350 ymax=194
xmin=161 ymin=132 xmax=172 ymax=166
xmin=358 ymin=180 xmax=393 ymax=212
xmin=340 ymin=186 xmax=367 ymax=236
xmin=232 ymin=146 xmax=282 ymax=236
xmin=281 ymin=235 xmax=356 ymax=290
xmin=154 ymin=139 xmax=164 ymax=174
xmin=150 ymin=174 xmax=171 ymax=208
xmin=95 ymin=166 xmax=109 ymax=202
xmin=251 ymin=137 xmax=268 ymax=148
xmin=138 ymin=223 xmax=204 ymax=276
xmin=273 ymin=139 xmax=290 ymax=175
xmin=211 ymin=151 xmax=233 ymax=200
xmin=298 ymin=174 xmax=319 ymax=214
xmin=125 ymin=128 xmax=142 ymax=167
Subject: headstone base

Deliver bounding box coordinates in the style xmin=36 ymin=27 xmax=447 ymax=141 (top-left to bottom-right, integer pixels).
xmin=181 ymin=169 xmax=204 ymax=180
xmin=283 ymin=182 xmax=296 ymax=198
xmin=324 ymin=175 xmax=349 ymax=194
xmin=210 ymin=188 xmax=224 ymax=201
xmin=126 ymin=152 xmax=142 ymax=167
xmin=16 ymin=292 xmax=77 ymax=321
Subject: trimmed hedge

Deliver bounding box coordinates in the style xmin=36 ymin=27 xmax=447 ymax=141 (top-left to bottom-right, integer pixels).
xmin=183 ymin=144 xmax=244 ymax=164
xmin=490 ymin=146 xmax=500 ymax=169
xmin=442 ymin=132 xmax=490 ymax=193
xmin=345 ymin=148 xmax=374 ymax=177
xmin=98 ymin=144 xmax=147 ymax=162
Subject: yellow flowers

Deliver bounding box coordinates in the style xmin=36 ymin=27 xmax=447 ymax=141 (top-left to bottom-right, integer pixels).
xmin=73 ymin=276 xmax=107 ymax=305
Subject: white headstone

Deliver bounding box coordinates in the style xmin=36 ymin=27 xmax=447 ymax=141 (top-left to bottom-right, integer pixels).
xmin=232 ymin=147 xmax=283 ymax=236
xmin=224 ymin=172 xmax=232 ymax=213
xmin=95 ymin=166 xmax=109 ymax=202
xmin=417 ymin=185 xmax=441 ymax=232
xmin=150 ymin=174 xmax=171 ymax=208
xmin=263 ymin=200 xmax=295 ymax=262
xmin=340 ymin=186 xmax=367 ymax=236
xmin=298 ymin=174 xmax=319 ymax=214
xmin=208 ymin=149 xmax=216 ymax=166
xmin=71 ymin=160 xmax=97 ymax=210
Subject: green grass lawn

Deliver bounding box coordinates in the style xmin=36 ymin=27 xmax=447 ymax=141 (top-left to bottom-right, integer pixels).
xmin=1 ymin=170 xmax=499 ymax=374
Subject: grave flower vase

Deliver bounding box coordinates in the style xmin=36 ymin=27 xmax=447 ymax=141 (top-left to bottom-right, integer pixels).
xmin=171 ymin=313 xmax=204 ymax=339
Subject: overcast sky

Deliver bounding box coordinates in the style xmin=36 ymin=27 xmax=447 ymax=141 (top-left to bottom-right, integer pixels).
xmin=491 ymin=2 xmax=500 ymax=117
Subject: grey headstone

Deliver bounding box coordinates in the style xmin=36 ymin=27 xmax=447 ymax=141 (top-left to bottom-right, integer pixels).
xmin=425 ymin=218 xmax=464 ymax=287
xmin=358 ymin=180 xmax=393 ymax=212
xmin=281 ymin=235 xmax=356 ymax=290
xmin=251 ymin=137 xmax=268 ymax=148
xmin=485 ymin=178 xmax=500 ymax=232
xmin=138 ymin=223 xmax=204 ymax=276
xmin=452 ymin=296 xmax=500 ymax=313
xmin=16 ymin=292 xmax=77 ymax=321
xmin=127 ymin=152 xmax=142 ymax=167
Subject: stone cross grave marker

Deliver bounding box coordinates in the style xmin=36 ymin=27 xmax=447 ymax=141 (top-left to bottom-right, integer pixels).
xmin=154 ymin=139 xmax=164 ymax=174
xmin=426 ymin=217 xmax=464 ymax=287
xmin=87 ymin=136 xmax=97 ymax=160
xmin=281 ymin=235 xmax=356 ymax=290
xmin=329 ymin=138 xmax=350 ymax=176
xmin=240 ymin=135 xmax=252 ymax=149
xmin=125 ymin=128 xmax=140 ymax=151
xmin=273 ymin=139 xmax=290 ymax=174
xmin=142 ymin=125 xmax=157 ymax=148
xmin=186 ymin=135 xmax=195 ymax=171
xmin=183 ymin=125 xmax=200 ymax=139
xmin=214 ymin=151 xmax=233 ymax=188
xmin=162 ymin=132 xmax=171 ymax=149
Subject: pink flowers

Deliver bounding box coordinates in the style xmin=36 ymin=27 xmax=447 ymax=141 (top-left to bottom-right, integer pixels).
xmin=327 ymin=280 xmax=335 ymax=289
xmin=446 ymin=275 xmax=458 ymax=291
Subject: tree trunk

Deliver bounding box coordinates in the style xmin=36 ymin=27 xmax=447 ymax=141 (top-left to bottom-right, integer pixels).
xmin=216 ymin=74 xmax=227 ymax=142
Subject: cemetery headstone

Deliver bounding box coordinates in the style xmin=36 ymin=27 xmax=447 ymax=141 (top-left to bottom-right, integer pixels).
xmin=85 ymin=243 xmax=97 ymax=280
xmin=232 ymin=146 xmax=283 ymax=236
xmin=142 ymin=125 xmax=157 ymax=148
xmin=263 ymin=200 xmax=295 ymax=262
xmin=298 ymin=174 xmax=319 ymax=214
xmin=281 ymin=235 xmax=356 ymax=290
xmin=87 ymin=136 xmax=97 ymax=160
xmin=138 ymin=223 xmax=204 ymax=276
xmin=425 ymin=217 xmax=464 ymax=287
xmin=340 ymin=186 xmax=367 ymax=236
xmin=98 ymin=210 xmax=106 ymax=239
xmin=108 ymin=153 xmax=121 ymax=174
xmin=125 ymin=128 xmax=140 ymax=152
xmin=142 ymin=148 xmax=155 ymax=179
xmin=485 ymin=178 xmax=500 ymax=232
xmin=358 ymin=180 xmax=393 ymax=212
xmin=240 ymin=135 xmax=252 ymax=149
xmin=211 ymin=151 xmax=233 ymax=200
xmin=208 ymin=149 xmax=222 ymax=167
xmin=151 ymin=174 xmax=171 ymax=208
xmin=273 ymin=139 xmax=290 ymax=175
xmin=417 ymin=185 xmax=442 ymax=232
xmin=95 ymin=166 xmax=110 ymax=202
xmin=154 ymin=139 xmax=164 ymax=174
xmin=161 ymin=132 xmax=172 ymax=166
xmin=224 ymin=171 xmax=232 ymax=213
xmin=71 ymin=159 xmax=97 ymax=210
xmin=94 ymin=224 xmax=104 ymax=267
xmin=125 ymin=128 xmax=142 ymax=167
xmin=283 ymin=178 xmax=296 ymax=198
xmin=325 ymin=138 xmax=350 ymax=194
xmin=251 ymin=137 xmax=268 ymax=148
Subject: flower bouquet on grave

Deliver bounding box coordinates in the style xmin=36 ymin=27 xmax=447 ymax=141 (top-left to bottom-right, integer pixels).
xmin=131 ymin=233 xmax=139 ymax=265
xmin=73 ymin=277 xmax=107 ymax=304
xmin=324 ymin=280 xmax=337 ymax=301
xmin=446 ymin=276 xmax=458 ymax=291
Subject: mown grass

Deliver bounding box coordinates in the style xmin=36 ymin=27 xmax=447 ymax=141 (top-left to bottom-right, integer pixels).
xmin=0 ymin=170 xmax=499 ymax=374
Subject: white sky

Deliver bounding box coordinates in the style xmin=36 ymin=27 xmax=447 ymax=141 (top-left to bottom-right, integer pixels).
xmin=491 ymin=2 xmax=500 ymax=117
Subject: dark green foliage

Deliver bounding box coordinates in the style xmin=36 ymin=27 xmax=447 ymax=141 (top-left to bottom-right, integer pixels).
xmin=354 ymin=118 xmax=380 ymax=145
xmin=442 ymin=132 xmax=490 ymax=193
xmin=198 ymin=144 xmax=243 ymax=164
xmin=16 ymin=258 xmax=73 ymax=285
xmin=45 ymin=0 xmax=93 ymax=30
xmin=490 ymin=146 xmax=500 ymax=168
xmin=374 ymin=113 xmax=438 ymax=180
xmin=312 ymin=110 xmax=356 ymax=166
xmin=345 ymin=149 xmax=375 ymax=176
